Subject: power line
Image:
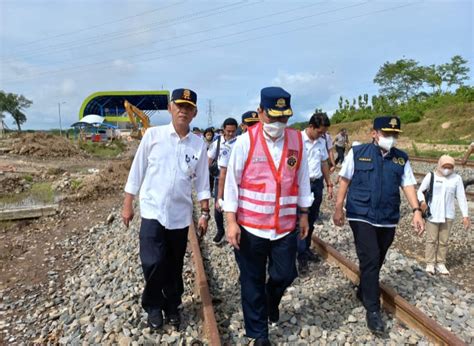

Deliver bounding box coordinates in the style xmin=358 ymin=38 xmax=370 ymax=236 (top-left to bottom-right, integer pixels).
xmin=38 ymin=2 xmax=323 ymax=66
xmin=7 ymin=1 xmax=186 ymax=50
xmin=2 ymin=1 xmax=251 ymax=61
xmin=3 ymin=2 xmax=369 ymax=81
xmin=2 ymin=2 xmax=418 ymax=84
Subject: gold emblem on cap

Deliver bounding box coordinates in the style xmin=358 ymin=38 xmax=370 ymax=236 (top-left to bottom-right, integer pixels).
xmin=183 ymin=89 xmax=191 ymax=100
xmin=252 ymin=112 xmax=257 ymax=118
xmin=389 ymin=118 xmax=398 ymax=128
xmin=276 ymin=98 xmax=286 ymax=108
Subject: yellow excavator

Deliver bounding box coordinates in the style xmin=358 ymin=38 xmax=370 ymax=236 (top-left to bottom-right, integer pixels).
xmin=124 ymin=100 xmax=152 ymax=140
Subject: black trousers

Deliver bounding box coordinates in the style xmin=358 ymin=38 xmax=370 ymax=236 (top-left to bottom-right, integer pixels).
xmin=213 ymin=178 xmax=225 ymax=235
xmin=335 ymin=145 xmax=345 ymax=165
xmin=349 ymin=221 xmax=395 ymax=312
xmin=139 ymin=218 xmax=189 ymax=313
xmin=234 ymin=227 xmax=298 ymax=339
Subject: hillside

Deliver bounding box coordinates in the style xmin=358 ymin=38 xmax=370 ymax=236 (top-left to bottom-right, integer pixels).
xmin=291 ymin=102 xmax=474 ymax=158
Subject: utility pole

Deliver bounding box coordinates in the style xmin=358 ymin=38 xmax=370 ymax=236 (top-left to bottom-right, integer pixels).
xmin=207 ymin=99 xmax=213 ymax=128
xmin=58 ymin=101 xmax=66 ymax=136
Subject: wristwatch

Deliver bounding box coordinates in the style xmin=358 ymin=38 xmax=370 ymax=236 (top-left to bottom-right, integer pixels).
xmin=412 ymin=207 xmax=422 ymax=213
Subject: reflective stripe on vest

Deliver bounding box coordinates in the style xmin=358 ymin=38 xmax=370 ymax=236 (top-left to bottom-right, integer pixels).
xmin=237 ymin=122 xmax=302 ymax=234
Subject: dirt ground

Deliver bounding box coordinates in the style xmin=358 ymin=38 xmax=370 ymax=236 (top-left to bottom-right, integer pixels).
xmin=0 ymin=133 xmax=134 ymax=343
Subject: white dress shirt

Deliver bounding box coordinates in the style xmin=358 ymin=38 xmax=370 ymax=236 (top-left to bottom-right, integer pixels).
xmin=217 ymin=137 xmax=237 ymax=168
xmin=339 ymin=147 xmax=417 ymax=227
xmin=417 ymin=172 xmax=468 ymax=222
xmin=124 ymin=123 xmax=210 ymax=229
xmin=302 ymin=130 xmax=328 ymax=180
xmin=224 ymin=129 xmax=313 ymax=240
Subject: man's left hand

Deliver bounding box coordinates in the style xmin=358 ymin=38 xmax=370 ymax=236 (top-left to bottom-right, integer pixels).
xmin=413 ymin=211 xmax=424 ymax=236
xmin=327 ymin=186 xmax=334 ymax=200
xmin=197 ymin=217 xmax=208 ymax=238
xmin=299 ymin=214 xmax=309 ymax=239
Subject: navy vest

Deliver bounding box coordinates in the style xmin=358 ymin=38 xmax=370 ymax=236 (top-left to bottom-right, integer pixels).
xmin=346 ymin=143 xmax=408 ymax=225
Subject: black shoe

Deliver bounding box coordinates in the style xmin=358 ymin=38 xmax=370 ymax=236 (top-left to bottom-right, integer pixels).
xmin=267 ymin=304 xmax=279 ymax=324
xmin=212 ymin=231 xmax=225 ymax=243
xmin=147 ymin=309 xmax=163 ymax=330
xmin=366 ymin=311 xmax=384 ymax=334
xmin=305 ymin=249 xmax=321 ymax=263
xmin=356 ymin=286 xmax=363 ymax=302
xmin=254 ymin=338 xmax=271 ymax=346
xmin=165 ymin=305 xmax=181 ymax=328
xmin=298 ymin=258 xmax=308 ymax=274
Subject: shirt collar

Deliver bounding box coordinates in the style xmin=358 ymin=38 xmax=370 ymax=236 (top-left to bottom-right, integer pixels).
xmin=167 ymin=122 xmax=190 ymax=140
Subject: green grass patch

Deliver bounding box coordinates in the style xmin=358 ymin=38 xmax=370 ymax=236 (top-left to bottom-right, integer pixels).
xmin=23 ymin=174 xmax=33 ymax=182
xmin=0 ymin=182 xmax=54 ymax=206
xmin=79 ymin=139 xmax=126 ymax=158
xmin=405 ymin=148 xmax=464 ymax=159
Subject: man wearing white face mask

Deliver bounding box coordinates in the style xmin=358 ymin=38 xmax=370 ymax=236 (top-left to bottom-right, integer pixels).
xmin=333 ymin=116 xmax=424 ymax=335
xmin=223 ymin=87 xmax=312 ymax=345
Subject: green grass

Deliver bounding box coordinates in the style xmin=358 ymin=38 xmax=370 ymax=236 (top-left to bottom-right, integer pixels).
xmin=0 ymin=182 xmax=54 ymax=206
xmin=405 ymin=148 xmax=465 ymax=159
xmin=79 ymin=139 xmax=126 ymax=158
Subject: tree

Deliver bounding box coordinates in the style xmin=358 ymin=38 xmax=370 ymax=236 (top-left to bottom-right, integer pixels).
xmin=0 ymin=91 xmax=32 ymax=131
xmin=423 ymin=64 xmax=442 ymax=93
xmin=373 ymin=59 xmax=425 ymax=102
xmin=439 ymin=55 xmax=470 ymax=90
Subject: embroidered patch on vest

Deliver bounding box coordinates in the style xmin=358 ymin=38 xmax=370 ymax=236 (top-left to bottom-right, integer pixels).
xmin=398 ymin=157 xmax=405 ymax=166
xmin=287 ymin=149 xmax=298 ymax=169
xmin=358 ymin=157 xmax=372 ymax=162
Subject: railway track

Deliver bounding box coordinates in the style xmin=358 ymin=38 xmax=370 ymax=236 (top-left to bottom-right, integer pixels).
xmin=190 ymin=212 xmax=469 ymax=344
xmin=410 ymin=156 xmax=474 ymax=168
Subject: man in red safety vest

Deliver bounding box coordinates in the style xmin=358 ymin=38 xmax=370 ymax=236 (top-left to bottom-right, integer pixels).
xmin=223 ymin=87 xmax=312 ymax=345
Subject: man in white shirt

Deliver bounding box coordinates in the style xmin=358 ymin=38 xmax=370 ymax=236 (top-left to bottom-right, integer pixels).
xmin=208 ymin=117 xmax=238 ymax=243
xmin=333 ymin=116 xmax=424 ymax=334
xmin=224 ymin=87 xmax=312 ymax=345
xmin=214 ymin=111 xmax=260 ymax=242
xmin=297 ymin=112 xmax=334 ymax=273
xmin=122 ymin=88 xmax=210 ymax=330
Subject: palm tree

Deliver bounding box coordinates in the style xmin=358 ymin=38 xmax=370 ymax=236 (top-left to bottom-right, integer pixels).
xmin=0 ymin=91 xmax=32 ymax=131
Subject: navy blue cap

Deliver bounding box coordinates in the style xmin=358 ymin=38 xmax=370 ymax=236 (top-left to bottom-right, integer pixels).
xmin=260 ymin=87 xmax=293 ymax=117
xmin=241 ymin=111 xmax=259 ymax=125
xmin=171 ymin=88 xmax=197 ymax=107
xmin=373 ymin=116 xmax=402 ymax=133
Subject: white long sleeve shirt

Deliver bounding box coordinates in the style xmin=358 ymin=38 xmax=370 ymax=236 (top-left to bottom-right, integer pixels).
xmin=124 ymin=123 xmax=210 ymax=229
xmin=302 ymin=129 xmax=328 ymax=180
xmin=417 ymin=172 xmax=469 ymax=223
xmin=223 ymin=129 xmax=313 ymax=240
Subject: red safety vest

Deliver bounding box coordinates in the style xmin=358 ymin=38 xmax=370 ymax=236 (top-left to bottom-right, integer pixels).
xmin=237 ymin=122 xmax=303 ymax=233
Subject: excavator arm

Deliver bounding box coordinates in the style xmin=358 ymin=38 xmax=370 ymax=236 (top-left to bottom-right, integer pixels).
xmin=124 ymin=100 xmax=151 ymax=139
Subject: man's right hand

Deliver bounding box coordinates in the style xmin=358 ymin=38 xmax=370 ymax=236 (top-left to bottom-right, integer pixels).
xmin=420 ymin=201 xmax=428 ymax=213
xmin=226 ymin=220 xmax=241 ymax=250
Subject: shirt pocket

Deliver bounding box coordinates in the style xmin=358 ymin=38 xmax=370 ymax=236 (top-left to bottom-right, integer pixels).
xmin=178 ymin=147 xmax=200 ymax=180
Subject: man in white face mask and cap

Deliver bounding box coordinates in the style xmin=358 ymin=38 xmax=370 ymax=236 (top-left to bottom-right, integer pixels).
xmin=223 ymin=86 xmax=312 ymax=345
xmin=333 ymin=115 xmax=425 ymax=335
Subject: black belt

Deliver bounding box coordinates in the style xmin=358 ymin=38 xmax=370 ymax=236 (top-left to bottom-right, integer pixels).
xmin=310 ymin=176 xmax=323 ymax=183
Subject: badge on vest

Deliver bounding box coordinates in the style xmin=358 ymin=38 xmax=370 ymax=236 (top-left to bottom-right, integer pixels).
xmin=287 ymin=149 xmax=298 ymax=169
xmin=358 ymin=157 xmax=372 ymax=162
xmin=392 ymin=157 xmax=405 ymax=166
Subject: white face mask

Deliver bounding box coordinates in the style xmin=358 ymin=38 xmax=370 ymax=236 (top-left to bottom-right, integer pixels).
xmin=442 ymin=168 xmax=453 ymax=176
xmin=263 ymin=121 xmax=286 ymax=138
xmin=377 ymin=135 xmax=397 ymax=151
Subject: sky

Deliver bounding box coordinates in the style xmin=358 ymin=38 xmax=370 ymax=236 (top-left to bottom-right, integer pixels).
xmin=0 ymin=0 xmax=472 ymax=130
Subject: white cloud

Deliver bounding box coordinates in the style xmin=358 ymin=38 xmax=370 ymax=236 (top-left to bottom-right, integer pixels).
xmin=60 ymin=79 xmax=76 ymax=96
xmin=112 ymin=59 xmax=135 ymax=72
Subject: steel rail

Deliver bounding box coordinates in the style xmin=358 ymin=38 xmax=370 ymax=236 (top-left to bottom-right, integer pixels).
xmin=188 ymin=222 xmax=221 ymax=346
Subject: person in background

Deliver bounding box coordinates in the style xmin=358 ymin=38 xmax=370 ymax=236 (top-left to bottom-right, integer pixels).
xmin=224 ymin=87 xmax=311 ymax=345
xmin=203 ymin=127 xmax=215 ymax=149
xmin=122 ymin=88 xmax=210 ymax=330
xmin=333 ymin=116 xmax=424 ymax=334
xmin=192 ymin=127 xmax=202 ymax=137
xmin=214 ymin=111 xmax=260 ymax=243
xmin=323 ymin=132 xmax=336 ymax=173
xmin=334 ymin=128 xmax=349 ymax=165
xmin=208 ymin=117 xmax=238 ymax=243
xmin=417 ymin=155 xmax=470 ymax=275
xmin=297 ymin=112 xmax=333 ymax=273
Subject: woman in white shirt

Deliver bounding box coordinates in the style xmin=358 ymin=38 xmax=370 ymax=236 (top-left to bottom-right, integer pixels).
xmin=417 ymin=155 xmax=471 ymax=275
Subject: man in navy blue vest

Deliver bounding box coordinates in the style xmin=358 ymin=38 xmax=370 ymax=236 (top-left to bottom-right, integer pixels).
xmin=332 ymin=116 xmax=424 ymax=334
